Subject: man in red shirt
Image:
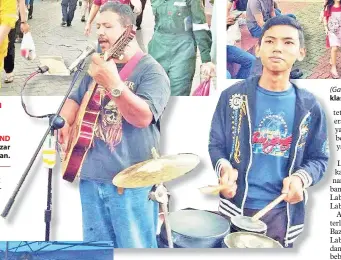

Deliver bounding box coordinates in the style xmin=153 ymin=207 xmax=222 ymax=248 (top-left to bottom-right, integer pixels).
xmin=84 ymin=0 xmax=141 ymax=35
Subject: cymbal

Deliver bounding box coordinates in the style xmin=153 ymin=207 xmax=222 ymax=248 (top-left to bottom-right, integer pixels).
xmin=112 ymin=153 xmax=200 ymax=188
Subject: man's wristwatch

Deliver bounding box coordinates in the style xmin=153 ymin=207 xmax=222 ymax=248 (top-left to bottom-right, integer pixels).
xmin=110 ymin=83 xmax=124 ymax=98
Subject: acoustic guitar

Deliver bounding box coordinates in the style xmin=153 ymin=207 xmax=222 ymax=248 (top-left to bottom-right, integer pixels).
xmin=62 ymin=25 xmax=136 ymax=182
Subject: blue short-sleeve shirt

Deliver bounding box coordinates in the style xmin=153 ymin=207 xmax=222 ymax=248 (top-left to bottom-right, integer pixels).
xmin=68 ymin=54 xmax=170 ymax=183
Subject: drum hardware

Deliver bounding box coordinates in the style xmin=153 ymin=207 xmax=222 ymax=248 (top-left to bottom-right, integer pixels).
xmin=230 ymin=193 xmax=288 ymax=234
xmin=149 ymin=184 xmax=173 ymax=248
xmin=112 ymin=148 xmax=200 ymax=188
xmin=113 ymin=148 xmax=200 ymax=248
xmin=223 ymin=232 xmax=283 ymax=248
xmin=230 ymin=215 xmax=267 ymax=234
xmin=159 ymin=209 xmax=231 ymax=248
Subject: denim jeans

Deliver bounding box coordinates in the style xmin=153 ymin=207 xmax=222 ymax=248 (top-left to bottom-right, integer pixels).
xmin=248 ymin=9 xmax=297 ymax=38
xmin=28 ymin=0 xmax=34 ymax=17
xmin=227 ymin=45 xmax=256 ymax=79
xmin=61 ymin=0 xmax=78 ymax=23
xmin=79 ymin=179 xmax=159 ymax=248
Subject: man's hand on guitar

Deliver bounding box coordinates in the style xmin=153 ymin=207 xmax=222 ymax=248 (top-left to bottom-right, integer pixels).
xmin=88 ymin=53 xmax=123 ymax=92
xmin=58 ymin=121 xmax=71 ymax=159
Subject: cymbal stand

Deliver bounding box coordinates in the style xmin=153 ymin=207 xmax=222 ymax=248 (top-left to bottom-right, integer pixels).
xmin=149 ymin=183 xmax=173 ymax=248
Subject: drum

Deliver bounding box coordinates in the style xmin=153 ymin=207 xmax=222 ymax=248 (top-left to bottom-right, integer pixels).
xmin=222 ymin=232 xmax=283 ymax=248
xmin=230 ymin=215 xmax=267 ymax=234
xmin=159 ymin=209 xmax=230 ymax=248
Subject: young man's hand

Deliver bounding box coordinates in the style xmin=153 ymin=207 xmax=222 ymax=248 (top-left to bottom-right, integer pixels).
xmin=219 ymin=161 xmax=238 ymax=198
xmin=282 ymin=176 xmax=304 ymax=204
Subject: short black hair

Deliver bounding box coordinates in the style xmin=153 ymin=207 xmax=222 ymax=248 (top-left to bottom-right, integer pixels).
xmin=100 ymin=1 xmax=135 ymax=26
xmin=258 ymin=16 xmax=305 ymax=48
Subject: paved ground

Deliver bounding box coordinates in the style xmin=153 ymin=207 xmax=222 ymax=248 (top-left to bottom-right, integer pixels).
xmin=0 ymin=0 xmax=203 ymax=95
xmin=280 ymin=1 xmax=341 ymax=79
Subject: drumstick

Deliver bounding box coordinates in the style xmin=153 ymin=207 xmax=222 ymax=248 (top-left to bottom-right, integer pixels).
xmin=251 ymin=193 xmax=288 ymax=222
xmin=198 ymin=185 xmax=231 ymax=195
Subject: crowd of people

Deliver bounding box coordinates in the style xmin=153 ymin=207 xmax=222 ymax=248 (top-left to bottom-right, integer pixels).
xmin=0 ymin=0 xmax=331 ymax=249
xmin=0 ymin=0 xmax=216 ymax=95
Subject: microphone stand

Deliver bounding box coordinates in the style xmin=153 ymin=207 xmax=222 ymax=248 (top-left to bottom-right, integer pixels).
xmin=1 ymin=59 xmax=87 ymax=241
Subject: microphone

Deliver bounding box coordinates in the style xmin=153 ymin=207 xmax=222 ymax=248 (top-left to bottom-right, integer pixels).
xmin=68 ymin=43 xmax=96 ymax=73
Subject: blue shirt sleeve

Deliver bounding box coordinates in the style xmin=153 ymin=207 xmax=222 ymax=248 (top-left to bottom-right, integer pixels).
xmin=68 ymin=74 xmax=93 ymax=105
xmin=134 ymin=63 xmax=170 ymax=123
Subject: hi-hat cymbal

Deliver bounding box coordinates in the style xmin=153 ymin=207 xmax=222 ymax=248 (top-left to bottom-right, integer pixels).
xmin=112 ymin=153 xmax=200 ymax=188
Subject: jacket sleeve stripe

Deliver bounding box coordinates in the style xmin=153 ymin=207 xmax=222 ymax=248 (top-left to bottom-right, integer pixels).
xmin=287 ymin=228 xmax=304 ymax=238
xmin=292 ymin=169 xmax=312 ymax=188
xmin=219 ymin=204 xmax=239 ymax=218
xmin=288 ymin=224 xmax=304 ymax=231
xmin=299 ymin=169 xmax=313 ymax=187
xmin=285 ymin=232 xmax=301 ymax=244
xmin=220 ymin=198 xmax=242 ymax=213
xmin=219 ymin=201 xmax=241 ymax=216
xmin=215 ymin=158 xmax=232 ymax=177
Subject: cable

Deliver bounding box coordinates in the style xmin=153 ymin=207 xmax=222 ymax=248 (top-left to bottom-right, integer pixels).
xmin=20 ymin=66 xmax=53 ymax=119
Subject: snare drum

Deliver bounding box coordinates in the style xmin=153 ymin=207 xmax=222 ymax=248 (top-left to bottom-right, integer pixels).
xmin=230 ymin=215 xmax=267 ymax=234
xmin=223 ymin=232 xmax=283 ymax=248
xmin=159 ymin=209 xmax=230 ymax=248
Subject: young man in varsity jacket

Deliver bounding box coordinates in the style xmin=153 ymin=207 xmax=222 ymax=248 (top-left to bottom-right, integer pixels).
xmin=209 ymin=16 xmax=329 ymax=248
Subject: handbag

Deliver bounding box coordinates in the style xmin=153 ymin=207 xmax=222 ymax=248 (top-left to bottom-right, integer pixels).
xmin=192 ymin=79 xmax=211 ymax=96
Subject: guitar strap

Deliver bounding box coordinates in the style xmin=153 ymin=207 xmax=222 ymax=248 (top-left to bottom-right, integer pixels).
xmin=114 ymin=51 xmax=145 ymax=196
xmin=118 ymin=51 xmax=145 ymax=81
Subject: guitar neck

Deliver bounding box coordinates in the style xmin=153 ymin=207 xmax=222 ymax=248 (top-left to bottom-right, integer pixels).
xmin=106 ymin=25 xmax=136 ymax=61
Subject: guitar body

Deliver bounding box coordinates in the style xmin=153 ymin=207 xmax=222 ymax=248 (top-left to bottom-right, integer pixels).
xmin=61 ymin=25 xmax=136 ymax=182
xmin=62 ymin=85 xmax=101 ymax=182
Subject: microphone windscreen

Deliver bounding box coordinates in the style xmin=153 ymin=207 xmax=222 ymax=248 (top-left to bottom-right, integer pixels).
xmin=38 ymin=65 xmax=50 ymax=74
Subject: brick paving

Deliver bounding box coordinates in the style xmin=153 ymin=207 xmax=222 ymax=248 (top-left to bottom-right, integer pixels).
xmin=274 ymin=2 xmax=339 ymax=79
xmin=281 ymin=2 xmax=339 ymax=79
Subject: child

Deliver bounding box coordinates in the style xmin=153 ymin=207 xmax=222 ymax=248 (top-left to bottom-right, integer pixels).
xmin=324 ymin=0 xmax=341 ymax=78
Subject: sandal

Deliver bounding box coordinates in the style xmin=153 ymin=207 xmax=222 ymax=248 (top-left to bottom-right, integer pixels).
xmin=4 ymin=73 xmax=14 ymax=83
xmin=331 ymin=71 xmax=340 ymax=79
